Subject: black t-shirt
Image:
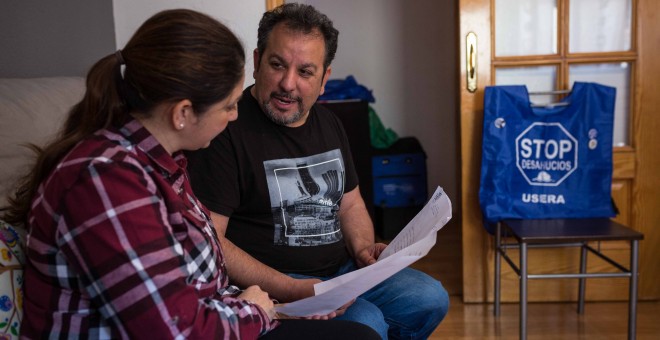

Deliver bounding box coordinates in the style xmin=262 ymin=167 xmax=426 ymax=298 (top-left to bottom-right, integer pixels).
xmin=187 ymin=86 xmax=357 ymax=276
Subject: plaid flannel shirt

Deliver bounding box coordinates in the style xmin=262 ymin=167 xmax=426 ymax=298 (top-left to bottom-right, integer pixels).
xmin=21 ymin=119 xmax=273 ymax=339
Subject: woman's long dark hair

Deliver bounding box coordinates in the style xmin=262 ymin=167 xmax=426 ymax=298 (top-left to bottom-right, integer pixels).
xmin=2 ymin=9 xmax=245 ymax=227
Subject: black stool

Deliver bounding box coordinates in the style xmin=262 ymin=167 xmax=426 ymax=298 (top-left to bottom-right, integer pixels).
xmin=494 ymin=218 xmax=644 ymax=339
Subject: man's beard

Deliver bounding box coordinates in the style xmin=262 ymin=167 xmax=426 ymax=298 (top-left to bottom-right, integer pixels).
xmin=262 ymin=93 xmax=306 ymax=126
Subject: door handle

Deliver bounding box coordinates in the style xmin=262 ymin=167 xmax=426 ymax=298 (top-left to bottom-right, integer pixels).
xmin=466 ymin=32 xmax=477 ymax=93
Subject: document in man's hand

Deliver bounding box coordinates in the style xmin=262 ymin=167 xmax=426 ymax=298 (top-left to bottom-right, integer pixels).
xmin=274 ymin=186 xmax=452 ymax=317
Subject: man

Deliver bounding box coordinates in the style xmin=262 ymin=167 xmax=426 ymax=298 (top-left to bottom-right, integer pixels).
xmin=187 ymin=3 xmax=448 ymax=339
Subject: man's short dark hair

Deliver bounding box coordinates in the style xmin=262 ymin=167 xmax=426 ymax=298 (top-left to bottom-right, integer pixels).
xmin=257 ymin=3 xmax=339 ymax=71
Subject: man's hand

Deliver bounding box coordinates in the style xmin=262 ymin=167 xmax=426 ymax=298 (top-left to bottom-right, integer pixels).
xmin=354 ymin=242 xmax=388 ymax=268
xmin=305 ymin=299 xmax=354 ymax=320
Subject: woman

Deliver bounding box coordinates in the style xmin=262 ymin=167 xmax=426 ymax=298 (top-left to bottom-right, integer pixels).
xmin=2 ymin=9 xmax=377 ymax=339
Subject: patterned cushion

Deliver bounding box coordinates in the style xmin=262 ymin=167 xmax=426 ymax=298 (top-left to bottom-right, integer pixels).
xmin=0 ymin=220 xmax=24 ymax=340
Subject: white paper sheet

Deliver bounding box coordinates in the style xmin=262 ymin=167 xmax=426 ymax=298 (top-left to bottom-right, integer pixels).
xmin=274 ymin=186 xmax=452 ymax=317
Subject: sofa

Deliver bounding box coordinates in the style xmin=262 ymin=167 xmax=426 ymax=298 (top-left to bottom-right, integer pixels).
xmin=0 ymin=77 xmax=84 ymax=338
xmin=0 ymin=77 xmax=85 ymax=208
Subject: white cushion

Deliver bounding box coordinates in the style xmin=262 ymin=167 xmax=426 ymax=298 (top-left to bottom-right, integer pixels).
xmin=0 ymin=77 xmax=85 ymax=207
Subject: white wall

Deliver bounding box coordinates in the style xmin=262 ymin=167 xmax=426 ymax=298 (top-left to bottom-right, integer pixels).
xmin=302 ymin=0 xmax=459 ymax=205
xmin=112 ymin=0 xmax=265 ymax=88
xmin=0 ymin=0 xmax=115 ymax=77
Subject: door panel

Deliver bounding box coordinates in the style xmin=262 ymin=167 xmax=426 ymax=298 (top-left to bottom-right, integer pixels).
xmin=460 ymin=0 xmax=491 ymax=302
xmin=568 ymin=62 xmax=632 ymax=145
xmin=569 ymin=0 xmax=633 ymax=53
xmin=611 ymin=180 xmax=631 ymax=226
xmin=460 ymin=0 xmax=660 ymax=303
xmin=494 ymin=0 xmax=558 ymax=57
xmin=634 ymin=0 xmax=660 ymax=298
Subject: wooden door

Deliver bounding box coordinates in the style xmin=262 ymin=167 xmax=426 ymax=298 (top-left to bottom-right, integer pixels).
xmin=459 ymin=0 xmax=660 ymax=303
xmin=266 ymin=0 xmax=284 ymax=10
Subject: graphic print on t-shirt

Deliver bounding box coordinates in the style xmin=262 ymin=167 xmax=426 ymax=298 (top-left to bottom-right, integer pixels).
xmin=264 ymin=149 xmax=345 ymax=246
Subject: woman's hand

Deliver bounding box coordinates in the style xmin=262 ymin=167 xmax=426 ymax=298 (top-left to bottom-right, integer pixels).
xmin=238 ymin=285 xmax=275 ymax=320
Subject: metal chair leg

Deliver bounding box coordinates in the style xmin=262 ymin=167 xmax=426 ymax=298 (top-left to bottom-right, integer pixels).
xmin=520 ymin=242 xmax=528 ymax=340
xmin=629 ymin=240 xmax=639 ymax=340
xmin=578 ymin=241 xmax=587 ymax=314
xmin=494 ymin=222 xmax=501 ymax=316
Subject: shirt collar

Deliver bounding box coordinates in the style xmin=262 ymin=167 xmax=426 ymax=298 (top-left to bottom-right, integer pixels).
xmin=118 ymin=119 xmax=187 ymax=177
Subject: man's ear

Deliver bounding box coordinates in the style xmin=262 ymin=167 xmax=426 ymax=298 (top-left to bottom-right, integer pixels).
xmin=171 ymin=99 xmax=193 ymax=130
xmin=253 ymin=48 xmax=260 ymax=79
xmin=319 ymin=65 xmax=332 ymax=96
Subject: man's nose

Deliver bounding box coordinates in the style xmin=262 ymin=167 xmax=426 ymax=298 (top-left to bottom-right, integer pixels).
xmin=279 ymin=69 xmax=296 ymax=92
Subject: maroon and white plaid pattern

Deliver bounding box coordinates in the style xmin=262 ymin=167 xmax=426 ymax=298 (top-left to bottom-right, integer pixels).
xmin=21 ymin=119 xmax=273 ymax=339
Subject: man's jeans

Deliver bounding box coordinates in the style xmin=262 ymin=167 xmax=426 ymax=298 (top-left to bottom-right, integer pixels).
xmin=288 ymin=260 xmax=449 ymax=339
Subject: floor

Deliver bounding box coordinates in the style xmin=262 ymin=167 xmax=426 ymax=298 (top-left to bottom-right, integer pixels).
xmin=400 ymin=219 xmax=660 ymax=339
xmin=429 ymin=296 xmax=660 ymax=339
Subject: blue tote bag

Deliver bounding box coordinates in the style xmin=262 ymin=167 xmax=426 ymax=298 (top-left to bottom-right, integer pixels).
xmin=479 ymin=82 xmax=616 ymax=230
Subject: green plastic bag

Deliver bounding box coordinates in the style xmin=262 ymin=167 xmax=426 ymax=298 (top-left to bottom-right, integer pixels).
xmin=368 ymin=106 xmax=398 ymax=149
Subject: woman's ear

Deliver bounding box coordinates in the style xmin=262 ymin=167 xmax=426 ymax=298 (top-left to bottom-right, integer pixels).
xmin=171 ymin=99 xmax=193 ymax=130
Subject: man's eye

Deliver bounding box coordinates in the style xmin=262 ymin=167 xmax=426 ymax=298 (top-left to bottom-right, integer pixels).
xmin=271 ymin=62 xmax=284 ymax=69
